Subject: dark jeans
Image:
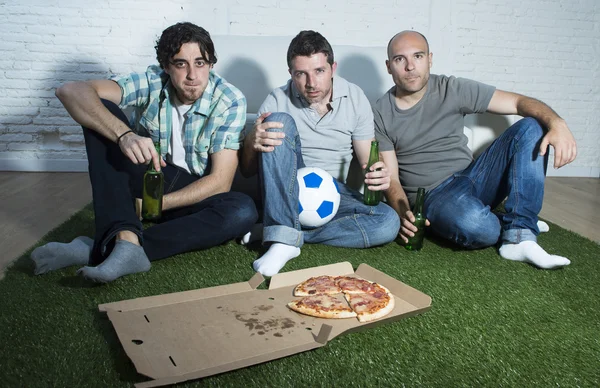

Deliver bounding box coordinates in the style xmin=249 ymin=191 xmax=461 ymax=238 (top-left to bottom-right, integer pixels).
xmin=83 ymin=100 xmax=258 ymax=266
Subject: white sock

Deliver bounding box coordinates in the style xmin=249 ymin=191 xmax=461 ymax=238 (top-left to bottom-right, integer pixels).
xmin=499 ymin=240 xmax=570 ymax=269
xmin=253 ymin=243 xmax=300 ymax=276
xmin=241 ymin=223 xmax=264 ymax=245
xmin=537 ymin=220 xmax=549 ymax=233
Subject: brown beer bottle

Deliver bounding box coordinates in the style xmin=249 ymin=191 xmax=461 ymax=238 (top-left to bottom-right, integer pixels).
xmin=363 ymin=140 xmax=382 ymax=206
xmin=142 ymin=142 xmax=164 ymax=221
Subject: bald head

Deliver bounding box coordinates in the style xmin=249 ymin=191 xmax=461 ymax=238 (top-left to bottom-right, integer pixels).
xmin=387 ymin=30 xmax=429 ymax=59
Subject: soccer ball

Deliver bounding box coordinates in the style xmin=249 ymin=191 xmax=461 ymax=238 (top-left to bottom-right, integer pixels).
xmin=297 ymin=167 xmax=341 ymax=228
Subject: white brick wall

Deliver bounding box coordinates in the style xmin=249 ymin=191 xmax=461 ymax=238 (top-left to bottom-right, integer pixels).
xmin=0 ymin=0 xmax=598 ymax=176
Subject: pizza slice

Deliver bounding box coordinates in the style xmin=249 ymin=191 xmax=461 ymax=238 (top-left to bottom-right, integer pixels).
xmin=343 ymin=287 xmax=395 ymax=323
xmin=287 ymin=294 xmax=357 ymax=319
xmin=293 ymin=275 xmax=342 ymax=296
xmin=336 ymin=275 xmax=383 ymax=294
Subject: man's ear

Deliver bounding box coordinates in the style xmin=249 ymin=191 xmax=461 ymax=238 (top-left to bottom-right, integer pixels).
xmin=386 ymin=59 xmax=391 ymax=74
xmin=331 ymin=61 xmax=338 ymax=75
xmin=429 ymin=52 xmax=433 ymax=69
xmin=288 ymin=68 xmax=292 ymax=76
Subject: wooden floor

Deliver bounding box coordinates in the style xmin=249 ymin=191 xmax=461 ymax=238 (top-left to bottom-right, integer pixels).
xmin=539 ymin=177 xmax=599 ymax=243
xmin=0 ymin=172 xmax=92 ymax=279
xmin=0 ymin=173 xmax=598 ymax=279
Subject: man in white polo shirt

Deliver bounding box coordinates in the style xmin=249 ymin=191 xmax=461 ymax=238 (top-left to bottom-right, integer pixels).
xmin=241 ymin=30 xmax=400 ymax=276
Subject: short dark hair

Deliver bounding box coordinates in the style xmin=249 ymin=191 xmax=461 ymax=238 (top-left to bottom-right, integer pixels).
xmin=155 ymin=22 xmax=217 ymax=69
xmin=286 ymin=30 xmax=334 ymax=69
xmin=387 ymin=30 xmax=430 ymax=58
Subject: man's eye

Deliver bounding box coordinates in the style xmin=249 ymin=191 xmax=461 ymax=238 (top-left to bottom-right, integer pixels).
xmin=316 ymin=69 xmax=324 ymax=73
xmin=415 ymin=54 xmax=423 ymax=59
xmin=394 ymin=57 xmax=404 ymax=62
xmin=196 ymin=61 xmax=205 ymax=67
xmin=175 ymin=62 xmax=186 ymax=68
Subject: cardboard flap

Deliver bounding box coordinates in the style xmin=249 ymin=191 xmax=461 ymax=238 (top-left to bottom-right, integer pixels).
xmin=105 ymin=287 xmax=329 ymax=383
xmin=99 ymin=276 xmax=264 ymax=313
xmin=314 ymin=324 xmax=333 ymax=344
xmin=269 ymin=261 xmax=354 ymax=289
xmin=106 ymin=309 xmax=162 ymax=380
xmin=103 ymin=263 xmax=432 ymax=387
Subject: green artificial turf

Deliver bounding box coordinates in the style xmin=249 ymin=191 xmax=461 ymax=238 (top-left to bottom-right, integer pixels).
xmin=1 ymin=204 xmax=599 ymax=387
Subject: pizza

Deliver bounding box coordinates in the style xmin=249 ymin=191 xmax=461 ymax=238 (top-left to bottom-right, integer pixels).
xmin=293 ymin=275 xmax=342 ymax=296
xmin=288 ymin=275 xmax=394 ymax=322
xmin=287 ymin=294 xmax=357 ymax=319
xmin=336 ymin=275 xmax=383 ymax=294
xmin=344 ymin=286 xmax=395 ymax=323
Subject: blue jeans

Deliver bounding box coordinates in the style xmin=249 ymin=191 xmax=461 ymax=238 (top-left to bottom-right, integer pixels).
xmin=84 ymin=100 xmax=258 ymax=265
xmin=259 ymin=112 xmax=400 ymax=248
xmin=424 ymin=117 xmax=548 ymax=248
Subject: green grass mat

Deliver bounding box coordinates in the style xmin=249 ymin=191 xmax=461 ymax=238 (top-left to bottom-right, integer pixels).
xmin=1 ymin=204 xmax=599 ymax=387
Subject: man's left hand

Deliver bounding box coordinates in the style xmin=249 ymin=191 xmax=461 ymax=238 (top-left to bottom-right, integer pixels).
xmin=362 ymin=161 xmax=391 ymax=191
xmin=540 ymin=119 xmax=577 ymax=169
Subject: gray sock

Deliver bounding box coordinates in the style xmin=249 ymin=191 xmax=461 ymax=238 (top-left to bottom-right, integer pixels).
xmin=76 ymin=240 xmax=151 ymax=283
xmin=31 ymin=236 xmax=93 ymax=275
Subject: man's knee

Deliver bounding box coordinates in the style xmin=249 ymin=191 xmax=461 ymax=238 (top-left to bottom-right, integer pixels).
xmin=227 ymin=192 xmax=259 ymax=229
xmin=452 ymin=209 xmax=500 ymax=249
xmin=259 ymin=112 xmax=301 ymax=164
xmin=82 ymin=99 xmax=128 ymax=139
xmin=514 ymin=117 xmax=544 ymax=143
xmin=368 ymin=204 xmax=401 ymax=247
xmin=263 ymin=112 xmax=297 ymax=137
xmin=430 ymin=197 xmax=500 ymax=249
xmin=99 ymin=98 xmax=129 ymax=125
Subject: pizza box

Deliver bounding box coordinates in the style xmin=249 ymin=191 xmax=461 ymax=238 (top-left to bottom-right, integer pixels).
xmin=98 ymin=261 xmax=432 ymax=387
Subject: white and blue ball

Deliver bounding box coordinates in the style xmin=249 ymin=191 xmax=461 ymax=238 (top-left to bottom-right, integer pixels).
xmin=297 ymin=167 xmax=341 ymax=228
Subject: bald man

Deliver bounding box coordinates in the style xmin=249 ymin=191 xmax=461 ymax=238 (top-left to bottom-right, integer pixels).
xmin=374 ymin=30 xmax=577 ymax=269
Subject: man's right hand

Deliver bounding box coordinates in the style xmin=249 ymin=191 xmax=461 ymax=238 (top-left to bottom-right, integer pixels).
xmin=249 ymin=112 xmax=285 ymax=153
xmin=118 ymin=132 xmax=166 ymax=171
xmin=399 ymin=210 xmax=430 ymax=244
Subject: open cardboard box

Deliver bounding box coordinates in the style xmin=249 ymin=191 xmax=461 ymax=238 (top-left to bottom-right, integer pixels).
xmin=99 ymin=262 xmax=432 ymax=387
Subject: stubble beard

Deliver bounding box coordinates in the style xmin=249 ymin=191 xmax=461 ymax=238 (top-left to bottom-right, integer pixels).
xmin=397 ymin=73 xmax=429 ymax=96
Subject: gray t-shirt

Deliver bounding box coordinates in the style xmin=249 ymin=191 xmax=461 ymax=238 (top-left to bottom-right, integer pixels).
xmin=258 ymin=76 xmax=374 ymax=182
xmin=373 ymin=74 xmax=495 ymax=204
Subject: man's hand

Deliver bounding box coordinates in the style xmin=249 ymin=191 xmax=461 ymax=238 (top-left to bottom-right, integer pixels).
xmin=249 ymin=112 xmax=285 ymax=153
xmin=118 ymin=132 xmax=166 ymax=171
xmin=362 ymin=161 xmax=391 ymax=191
xmin=399 ymin=210 xmax=430 ymax=244
xmin=539 ymin=118 xmax=577 ymax=169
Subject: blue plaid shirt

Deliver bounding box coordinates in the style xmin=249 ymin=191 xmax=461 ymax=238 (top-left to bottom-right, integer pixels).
xmin=112 ymin=65 xmax=247 ymax=177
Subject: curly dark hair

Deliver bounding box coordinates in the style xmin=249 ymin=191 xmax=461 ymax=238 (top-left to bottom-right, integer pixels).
xmin=154 ymin=22 xmax=217 ymax=69
xmin=286 ymin=30 xmax=334 ymax=69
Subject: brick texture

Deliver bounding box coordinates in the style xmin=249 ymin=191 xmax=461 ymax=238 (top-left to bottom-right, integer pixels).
xmin=0 ymin=0 xmax=598 ymax=173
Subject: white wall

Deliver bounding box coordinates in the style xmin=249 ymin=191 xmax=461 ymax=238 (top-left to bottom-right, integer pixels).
xmin=0 ymin=0 xmax=598 ymax=177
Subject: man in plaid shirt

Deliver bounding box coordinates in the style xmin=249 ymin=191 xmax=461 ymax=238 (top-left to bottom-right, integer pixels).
xmin=31 ymin=22 xmax=258 ymax=283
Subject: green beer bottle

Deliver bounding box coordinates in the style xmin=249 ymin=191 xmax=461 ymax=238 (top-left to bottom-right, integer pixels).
xmin=405 ymin=187 xmax=426 ymax=251
xmin=142 ymin=142 xmax=164 ymax=221
xmin=363 ymin=140 xmax=382 ymax=206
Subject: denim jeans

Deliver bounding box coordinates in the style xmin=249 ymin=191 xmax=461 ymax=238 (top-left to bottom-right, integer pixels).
xmin=424 ymin=117 xmax=548 ymax=248
xmin=84 ymin=100 xmax=258 ymax=266
xmin=259 ymin=112 xmax=400 ymax=248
